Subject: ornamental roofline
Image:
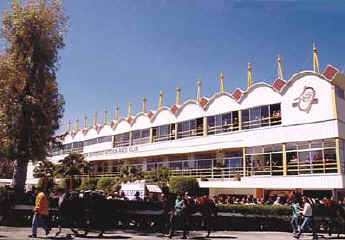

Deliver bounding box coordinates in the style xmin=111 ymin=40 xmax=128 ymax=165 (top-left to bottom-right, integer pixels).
xmin=67 ymin=64 xmax=344 ymax=138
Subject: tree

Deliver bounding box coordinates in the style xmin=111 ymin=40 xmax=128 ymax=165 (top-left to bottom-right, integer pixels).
xmin=79 ymin=177 xmax=98 ymax=191
xmin=0 ymin=0 xmax=67 ymax=198
xmin=169 ymin=177 xmax=200 ymax=196
xmin=0 ymin=160 xmax=14 ymax=179
xmin=33 ymin=160 xmax=56 ymax=191
xmin=96 ymin=177 xmax=113 ymax=194
xmin=56 ymin=152 xmax=90 ymax=191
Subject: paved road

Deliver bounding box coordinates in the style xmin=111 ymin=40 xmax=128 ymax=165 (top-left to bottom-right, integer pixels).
xmin=0 ymin=227 xmax=339 ymax=240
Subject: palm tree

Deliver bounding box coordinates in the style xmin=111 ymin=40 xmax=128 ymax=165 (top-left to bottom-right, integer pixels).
xmin=56 ymin=152 xmax=90 ymax=191
xmin=33 ymin=160 xmax=56 ymax=191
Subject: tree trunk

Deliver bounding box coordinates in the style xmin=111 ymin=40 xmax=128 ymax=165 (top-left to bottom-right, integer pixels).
xmin=12 ymin=159 xmax=29 ymax=202
xmin=43 ymin=176 xmax=48 ymax=191
xmin=69 ymin=175 xmax=74 ymax=192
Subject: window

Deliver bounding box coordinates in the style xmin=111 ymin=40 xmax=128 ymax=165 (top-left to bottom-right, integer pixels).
xmin=246 ymin=144 xmax=284 ymax=176
xmin=113 ymin=132 xmax=130 ymax=147
xmin=98 ymin=136 xmax=112 ymax=143
xmin=177 ymin=118 xmax=203 ymax=139
xmin=84 ymin=138 xmax=97 ymax=146
xmin=153 ymin=124 xmax=174 ymax=142
xmin=242 ymin=104 xmax=281 ymax=129
xmin=131 ymin=128 xmax=150 ymax=145
xmin=207 ymin=111 xmax=239 ymax=134
xmin=287 ymin=139 xmax=337 ymax=175
xmin=270 ymin=103 xmax=281 ymax=125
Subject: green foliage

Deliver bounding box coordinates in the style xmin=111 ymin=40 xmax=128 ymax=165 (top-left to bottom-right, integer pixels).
xmin=0 ymin=160 xmax=14 ymax=178
xmin=144 ymin=167 xmax=170 ymax=183
xmin=33 ymin=160 xmax=56 ymax=178
xmin=56 ymin=178 xmax=67 ymax=190
xmin=96 ymin=177 xmax=114 ymax=193
xmin=216 ymin=204 xmax=291 ymax=217
xmin=56 ymin=152 xmax=89 ymax=177
xmin=36 ymin=177 xmax=54 ymax=191
xmin=0 ymin=0 xmax=68 ymax=196
xmin=56 ymin=152 xmax=89 ymax=190
xmin=79 ymin=177 xmax=98 ymax=191
xmin=169 ymin=176 xmax=200 ymax=196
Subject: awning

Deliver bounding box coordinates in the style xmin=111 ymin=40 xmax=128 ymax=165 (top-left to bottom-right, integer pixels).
xmin=146 ymin=184 xmax=162 ymax=193
xmin=25 ymin=178 xmax=39 ymax=185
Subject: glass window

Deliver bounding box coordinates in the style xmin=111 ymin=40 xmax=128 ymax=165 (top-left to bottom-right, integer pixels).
xmin=241 ymin=109 xmax=249 ymax=129
xmin=113 ymin=132 xmax=130 ymax=147
xmin=261 ymin=105 xmax=269 ymax=127
xmin=142 ymin=129 xmax=150 ymax=138
xmin=270 ymin=103 xmax=281 ymax=125
xmin=298 ymin=151 xmax=311 ymax=174
xmin=271 ymin=153 xmax=283 ymax=175
xmin=250 ymin=107 xmax=261 ymax=128
xmin=324 ymin=139 xmax=336 ymax=148
xmin=169 ymin=161 xmax=182 ymax=170
xmin=222 ymin=113 xmax=232 ymax=132
xmin=232 ymin=111 xmax=239 ymax=131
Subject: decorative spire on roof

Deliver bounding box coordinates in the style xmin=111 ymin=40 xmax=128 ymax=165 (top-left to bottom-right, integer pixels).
xmin=75 ymin=118 xmax=79 ymax=132
xmin=84 ymin=115 xmax=88 ymax=129
xmin=128 ymin=102 xmax=132 ymax=118
xmin=142 ymin=97 xmax=147 ymax=113
xmin=248 ymin=62 xmax=253 ymax=88
xmin=313 ymin=43 xmax=320 ymax=73
xmin=278 ymin=55 xmax=284 ymax=80
xmin=197 ymin=80 xmax=201 ymax=102
xmin=159 ymin=91 xmax=163 ymax=108
xmin=115 ymin=104 xmax=119 ymax=121
xmin=93 ymin=112 xmax=97 ymax=126
xmin=176 ymin=87 xmax=181 ymax=105
xmin=66 ymin=120 xmax=71 ymax=133
xmin=220 ymin=72 xmax=225 ymax=93
xmin=104 ymin=108 xmax=108 ymax=125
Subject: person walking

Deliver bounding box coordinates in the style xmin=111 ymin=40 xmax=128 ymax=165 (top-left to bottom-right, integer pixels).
xmin=294 ymin=196 xmax=317 ymax=240
xmin=169 ymin=194 xmax=188 ymax=239
xmin=291 ymin=198 xmax=300 ymax=236
xmin=28 ymin=187 xmax=51 ymax=238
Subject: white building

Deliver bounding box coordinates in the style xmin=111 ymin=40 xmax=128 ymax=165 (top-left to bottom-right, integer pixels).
xmin=26 ymin=53 xmax=345 ymax=199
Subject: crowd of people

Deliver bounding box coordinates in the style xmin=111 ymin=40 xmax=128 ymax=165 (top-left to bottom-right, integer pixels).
xmin=4 ymin=186 xmax=344 ymax=239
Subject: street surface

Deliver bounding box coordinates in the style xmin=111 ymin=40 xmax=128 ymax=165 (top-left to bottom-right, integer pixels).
xmin=0 ymin=227 xmax=341 ymax=240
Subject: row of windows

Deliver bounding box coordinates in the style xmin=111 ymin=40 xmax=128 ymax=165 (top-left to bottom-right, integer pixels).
xmin=113 ymin=103 xmax=281 ymax=147
xmin=88 ymin=140 xmax=339 ymax=178
xmin=245 ymin=139 xmax=337 ymax=176
xmin=53 ymin=103 xmax=282 ymax=155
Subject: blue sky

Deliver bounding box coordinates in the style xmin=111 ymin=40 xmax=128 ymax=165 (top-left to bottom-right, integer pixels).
xmin=0 ymin=0 xmax=344 ymax=133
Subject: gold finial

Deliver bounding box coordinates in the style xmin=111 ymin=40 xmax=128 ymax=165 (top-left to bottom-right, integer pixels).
xmin=115 ymin=104 xmax=119 ymax=121
xmin=176 ymin=87 xmax=181 ymax=105
xmin=142 ymin=97 xmax=147 ymax=113
xmin=93 ymin=112 xmax=97 ymax=126
xmin=220 ymin=72 xmax=225 ymax=93
xmin=84 ymin=115 xmax=88 ymax=129
xmin=278 ymin=55 xmax=284 ymax=79
xmin=313 ymin=43 xmax=320 ymax=73
xmin=197 ymin=80 xmax=201 ymax=102
xmin=128 ymin=102 xmax=132 ymax=118
xmin=248 ymin=62 xmax=253 ymax=88
xmin=104 ymin=109 xmax=108 ymax=125
xmin=75 ymin=118 xmax=79 ymax=132
xmin=159 ymin=91 xmax=163 ymax=108
xmin=66 ymin=120 xmax=71 ymax=133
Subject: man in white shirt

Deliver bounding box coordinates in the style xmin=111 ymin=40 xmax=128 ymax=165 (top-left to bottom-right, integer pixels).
xmin=294 ymin=196 xmax=317 ymax=239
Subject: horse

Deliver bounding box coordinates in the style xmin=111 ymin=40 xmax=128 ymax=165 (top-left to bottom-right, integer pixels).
xmin=168 ymin=194 xmax=218 ymax=238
